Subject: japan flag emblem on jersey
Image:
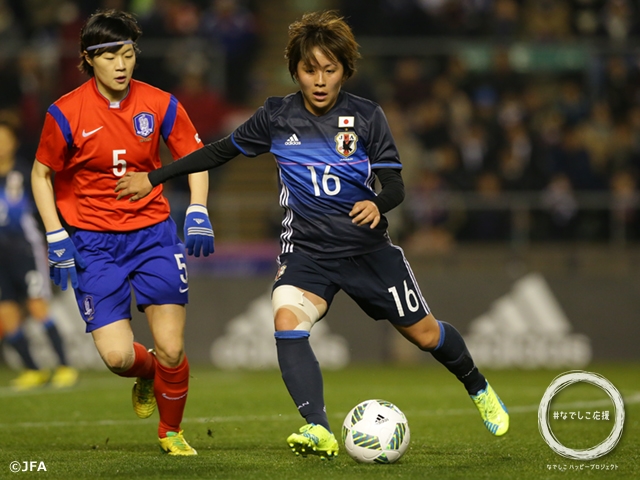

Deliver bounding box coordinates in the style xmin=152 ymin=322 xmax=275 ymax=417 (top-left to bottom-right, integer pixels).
xmin=335 ymin=132 xmax=358 ymax=158
xmin=133 ymin=112 xmax=155 ymax=138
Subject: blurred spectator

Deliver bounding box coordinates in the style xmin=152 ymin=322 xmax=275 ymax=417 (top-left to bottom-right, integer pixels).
xmin=550 ymin=125 xmax=601 ymax=190
xmin=172 ymin=59 xmax=236 ymax=143
xmin=608 ymin=170 xmax=640 ymax=240
xmin=16 ymin=48 xmax=50 ymax=155
xmin=601 ymin=56 xmax=635 ymax=119
xmin=436 ymin=143 xmax=476 ymax=191
xmin=522 ymin=0 xmax=572 ymax=41
xmin=403 ymin=168 xmax=462 ymax=254
xmin=579 ymin=100 xmax=614 ymax=179
xmin=608 ymin=121 xmax=640 ymax=176
xmin=539 ymin=173 xmax=579 ymax=240
xmin=490 ymin=0 xmax=519 ymax=38
xmin=557 ymin=78 xmax=589 ymax=127
xmin=412 ymin=98 xmax=451 ymax=151
xmin=456 ymin=122 xmax=495 ymax=177
xmin=486 ymin=48 xmax=523 ymax=97
xmin=601 ymin=0 xmax=637 ymax=41
xmin=200 ymin=0 xmax=259 ymax=104
xmin=52 ymin=1 xmax=86 ymax=95
xmin=390 ymin=58 xmax=431 ymax=110
xmin=572 ymin=0 xmax=600 ymax=37
xmin=459 ymin=172 xmax=511 ymax=241
xmin=136 ymin=0 xmax=201 ymax=91
xmin=498 ymin=123 xmax=547 ymax=191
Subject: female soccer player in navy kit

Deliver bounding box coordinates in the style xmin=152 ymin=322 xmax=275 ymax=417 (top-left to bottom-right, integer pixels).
xmin=0 ymin=120 xmax=78 ymax=390
xmin=32 ymin=10 xmax=213 ymax=455
xmin=116 ymin=10 xmax=509 ymax=458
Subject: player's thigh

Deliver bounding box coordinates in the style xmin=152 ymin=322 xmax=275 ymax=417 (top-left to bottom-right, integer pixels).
xmin=129 ymin=222 xmax=189 ymax=309
xmin=272 ymin=252 xmax=338 ymax=327
xmin=91 ymin=319 xmax=136 ymax=370
xmin=342 ymin=245 xmax=430 ymax=326
xmin=71 ymin=242 xmax=133 ymax=332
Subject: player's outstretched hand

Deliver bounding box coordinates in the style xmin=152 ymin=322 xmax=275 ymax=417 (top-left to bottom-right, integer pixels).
xmin=184 ymin=204 xmax=215 ymax=257
xmin=115 ymin=172 xmax=153 ymax=201
xmin=349 ymin=200 xmax=381 ymax=229
xmin=46 ymin=229 xmax=86 ymax=290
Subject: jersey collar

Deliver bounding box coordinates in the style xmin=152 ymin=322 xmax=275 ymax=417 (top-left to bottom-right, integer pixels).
xmin=297 ymin=90 xmax=346 ymax=119
xmin=90 ymin=78 xmax=133 ymax=109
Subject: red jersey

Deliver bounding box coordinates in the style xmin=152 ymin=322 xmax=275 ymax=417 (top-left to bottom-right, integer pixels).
xmin=35 ymin=78 xmax=202 ymax=231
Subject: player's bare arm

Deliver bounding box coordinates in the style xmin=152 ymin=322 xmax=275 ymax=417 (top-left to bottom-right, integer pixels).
xmin=349 ymin=200 xmax=381 ymax=229
xmin=115 ymin=172 xmax=153 ymax=201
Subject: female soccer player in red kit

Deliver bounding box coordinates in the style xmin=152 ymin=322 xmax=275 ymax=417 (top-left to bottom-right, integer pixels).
xmin=31 ymin=10 xmax=213 ymax=455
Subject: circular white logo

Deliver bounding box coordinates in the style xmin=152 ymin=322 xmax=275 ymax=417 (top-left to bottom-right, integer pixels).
xmin=538 ymin=371 xmax=625 ymax=460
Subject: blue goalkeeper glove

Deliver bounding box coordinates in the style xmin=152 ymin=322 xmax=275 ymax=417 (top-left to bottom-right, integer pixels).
xmin=46 ymin=229 xmax=86 ymax=290
xmin=184 ymin=204 xmax=214 ymax=257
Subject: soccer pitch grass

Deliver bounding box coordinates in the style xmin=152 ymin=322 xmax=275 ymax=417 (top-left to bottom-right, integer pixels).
xmin=0 ymin=364 xmax=637 ymax=479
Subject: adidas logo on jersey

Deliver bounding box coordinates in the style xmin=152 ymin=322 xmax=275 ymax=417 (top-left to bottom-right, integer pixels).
xmin=54 ymin=249 xmax=66 ymax=257
xmin=195 ymin=218 xmax=204 ymax=224
xmin=284 ymin=134 xmax=301 ymax=145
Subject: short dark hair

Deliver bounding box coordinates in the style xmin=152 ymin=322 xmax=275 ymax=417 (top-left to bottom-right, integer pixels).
xmin=285 ymin=11 xmax=360 ymax=82
xmin=78 ymin=9 xmax=142 ymax=77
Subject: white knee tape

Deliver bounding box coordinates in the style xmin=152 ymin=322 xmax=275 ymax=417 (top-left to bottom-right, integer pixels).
xmin=272 ymin=285 xmax=320 ymax=332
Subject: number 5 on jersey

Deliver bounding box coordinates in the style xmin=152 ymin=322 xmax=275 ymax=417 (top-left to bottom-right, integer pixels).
xmin=113 ymin=150 xmax=127 ymax=176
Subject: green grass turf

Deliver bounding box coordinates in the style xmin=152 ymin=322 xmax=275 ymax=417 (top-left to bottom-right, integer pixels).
xmin=0 ymin=363 xmax=637 ymax=479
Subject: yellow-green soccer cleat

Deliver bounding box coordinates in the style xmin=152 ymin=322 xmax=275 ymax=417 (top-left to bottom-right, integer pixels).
xmin=10 ymin=369 xmax=50 ymax=390
xmin=287 ymin=424 xmax=339 ymax=460
xmin=51 ymin=366 xmax=79 ymax=388
xmin=471 ymin=382 xmax=509 ymax=436
xmin=132 ymin=376 xmax=156 ymax=419
xmin=159 ymin=430 xmax=198 ymax=456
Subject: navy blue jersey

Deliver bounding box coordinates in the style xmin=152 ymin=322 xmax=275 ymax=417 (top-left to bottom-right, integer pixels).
xmin=0 ymin=160 xmax=42 ymax=242
xmin=231 ymin=91 xmax=402 ymax=258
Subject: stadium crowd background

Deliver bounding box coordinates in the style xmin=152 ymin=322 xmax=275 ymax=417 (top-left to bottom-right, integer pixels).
xmin=1 ymin=0 xmax=639 ymax=252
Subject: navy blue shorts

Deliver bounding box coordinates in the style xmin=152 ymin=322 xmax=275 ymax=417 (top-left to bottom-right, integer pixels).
xmin=71 ymin=218 xmax=188 ymax=332
xmin=0 ymin=233 xmax=50 ymax=302
xmin=273 ymin=245 xmax=430 ymax=326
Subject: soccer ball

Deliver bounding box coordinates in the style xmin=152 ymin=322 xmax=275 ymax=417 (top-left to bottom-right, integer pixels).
xmin=342 ymin=399 xmax=410 ymax=464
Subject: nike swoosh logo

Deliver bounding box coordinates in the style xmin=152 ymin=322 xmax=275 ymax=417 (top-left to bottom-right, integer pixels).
xmin=179 ymin=287 xmax=189 ymax=293
xmin=161 ymin=392 xmax=188 ymax=401
xmin=82 ymin=126 xmax=104 ymax=137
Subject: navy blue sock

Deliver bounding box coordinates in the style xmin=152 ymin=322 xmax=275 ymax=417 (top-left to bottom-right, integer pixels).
xmin=428 ymin=321 xmax=486 ymax=396
xmin=5 ymin=328 xmax=38 ymax=370
xmin=275 ymin=330 xmax=330 ymax=432
xmin=43 ymin=319 xmax=68 ymax=366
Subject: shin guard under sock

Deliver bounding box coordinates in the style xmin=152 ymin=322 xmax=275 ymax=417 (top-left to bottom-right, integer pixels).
xmin=429 ymin=321 xmax=486 ymax=395
xmin=155 ymin=356 xmax=189 ymax=438
xmin=275 ymin=330 xmax=330 ymax=432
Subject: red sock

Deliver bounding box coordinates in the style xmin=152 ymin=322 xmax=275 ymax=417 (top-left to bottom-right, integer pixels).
xmin=155 ymin=355 xmax=189 ymax=438
xmin=118 ymin=342 xmax=156 ymax=379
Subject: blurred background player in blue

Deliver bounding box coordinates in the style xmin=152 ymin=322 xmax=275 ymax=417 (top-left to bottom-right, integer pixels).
xmin=116 ymin=10 xmax=509 ymax=459
xmin=31 ymin=10 xmax=213 ymax=456
xmin=0 ymin=120 xmax=78 ymax=390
